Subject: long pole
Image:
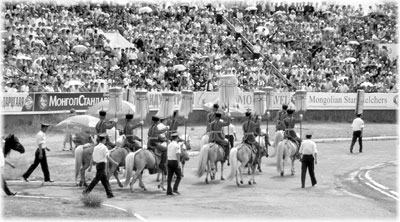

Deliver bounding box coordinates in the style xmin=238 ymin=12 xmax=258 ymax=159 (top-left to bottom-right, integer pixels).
xmin=266 ymin=109 xmax=269 ymax=156
xmin=141 ymin=124 xmax=143 ymax=148
xmin=184 ymin=118 xmax=187 ymax=144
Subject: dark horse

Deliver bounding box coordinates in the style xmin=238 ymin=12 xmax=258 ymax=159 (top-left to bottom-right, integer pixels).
xmin=4 ymin=134 xmax=25 ymax=156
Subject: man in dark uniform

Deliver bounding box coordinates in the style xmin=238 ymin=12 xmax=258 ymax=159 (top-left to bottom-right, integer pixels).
xmin=283 ymin=109 xmax=302 ymax=158
xmin=209 ymin=112 xmax=231 ymax=164
xmin=166 ymin=110 xmax=185 ymax=140
xmin=276 ymin=104 xmax=288 ymax=131
xmin=95 ymin=110 xmax=117 ymax=149
xmin=147 ymin=116 xmax=170 ymax=175
xmin=242 ymin=111 xmax=263 ymax=161
xmin=206 ymin=104 xmax=219 ymax=133
xmin=123 ymin=113 xmax=143 ymax=151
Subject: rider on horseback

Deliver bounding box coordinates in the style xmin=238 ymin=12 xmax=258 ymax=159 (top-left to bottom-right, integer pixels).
xmin=208 ymin=112 xmax=231 ymax=164
xmin=147 ymin=116 xmax=170 ymax=174
xmin=276 ymin=104 xmax=288 ymax=131
xmin=206 ymin=104 xmax=219 ymax=134
xmin=123 ymin=113 xmax=143 ymax=152
xmin=95 ymin=110 xmax=117 ymax=149
xmin=283 ymin=109 xmax=302 ymax=159
xmin=242 ymin=111 xmax=262 ymax=163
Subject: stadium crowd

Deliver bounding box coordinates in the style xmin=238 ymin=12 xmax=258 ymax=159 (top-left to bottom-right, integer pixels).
xmin=2 ymin=1 xmax=398 ymax=94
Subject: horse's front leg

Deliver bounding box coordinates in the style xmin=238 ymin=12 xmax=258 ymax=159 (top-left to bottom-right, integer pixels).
xmin=157 ymin=171 xmax=166 ymax=191
xmin=114 ymin=171 xmax=123 ymax=188
xmin=81 ymin=168 xmax=87 ymax=187
xmin=220 ymin=162 xmax=225 ymax=180
xmin=205 ymin=163 xmax=210 ymax=184
xmin=258 ymin=155 xmax=263 ymax=172
xmin=291 ymin=158 xmax=295 ymax=176
xmin=239 ymin=164 xmax=244 ymax=184
xmin=130 ymin=170 xmax=141 ymax=192
xmin=181 ymin=162 xmax=185 ymax=178
xmin=156 ymin=171 xmax=160 ymax=182
xmin=249 ymin=164 xmax=256 ymax=185
xmin=138 ymin=172 xmax=147 ymax=191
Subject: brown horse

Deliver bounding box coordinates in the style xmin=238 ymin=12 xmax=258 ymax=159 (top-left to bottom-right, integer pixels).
xmin=74 ymin=133 xmax=96 ymax=187
xmin=124 ymin=148 xmax=165 ymax=192
xmin=107 ymin=136 xmax=131 ymax=187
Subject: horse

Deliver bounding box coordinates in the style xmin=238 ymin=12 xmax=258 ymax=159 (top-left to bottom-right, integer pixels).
xmin=227 ymin=143 xmax=259 ymax=186
xmin=124 ymin=147 xmax=166 ymax=192
xmin=74 ymin=133 xmax=96 ymax=187
xmin=195 ymin=143 xmax=226 ymax=183
xmin=107 ymin=135 xmax=132 ymax=188
xmin=276 ymin=137 xmax=298 ymax=177
xmin=4 ymin=134 xmax=25 ymax=156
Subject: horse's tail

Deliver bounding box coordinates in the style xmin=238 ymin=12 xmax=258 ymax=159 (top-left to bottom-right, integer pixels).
xmin=196 ymin=144 xmax=209 ymax=178
xmin=124 ymin=152 xmax=136 ymax=187
xmin=199 ymin=134 xmax=209 ymax=151
xmin=276 ymin=141 xmax=285 ymax=173
xmin=74 ymin=145 xmax=83 ymax=183
xmin=274 ymin=131 xmax=283 ymax=149
xmin=227 ymin=146 xmax=238 ymax=180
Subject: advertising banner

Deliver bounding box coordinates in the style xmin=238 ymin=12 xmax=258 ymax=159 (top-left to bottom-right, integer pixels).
xmin=1 ymin=92 xmax=398 ymax=114
xmin=1 ymin=92 xmax=35 ymax=112
xmin=33 ymin=92 xmax=109 ymax=111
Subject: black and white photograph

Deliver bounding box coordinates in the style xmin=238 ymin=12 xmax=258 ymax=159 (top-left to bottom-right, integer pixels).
xmin=0 ymin=0 xmax=398 ymax=221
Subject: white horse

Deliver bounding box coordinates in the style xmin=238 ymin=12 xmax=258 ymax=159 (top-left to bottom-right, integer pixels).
xmin=276 ymin=131 xmax=298 ymax=176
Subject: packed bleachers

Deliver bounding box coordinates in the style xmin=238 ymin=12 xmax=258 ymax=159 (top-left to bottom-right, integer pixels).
xmin=2 ymin=1 xmax=398 ymax=94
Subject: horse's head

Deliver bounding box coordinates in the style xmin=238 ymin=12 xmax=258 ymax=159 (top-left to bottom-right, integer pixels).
xmin=4 ymin=134 xmax=25 ymax=156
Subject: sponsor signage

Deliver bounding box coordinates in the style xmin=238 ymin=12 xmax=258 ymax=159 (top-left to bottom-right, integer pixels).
xmin=33 ymin=93 xmax=109 ymax=111
xmin=1 ymin=92 xmax=398 ymax=114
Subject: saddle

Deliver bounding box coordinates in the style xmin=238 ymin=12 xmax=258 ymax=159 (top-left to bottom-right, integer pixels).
xmin=148 ymin=149 xmax=162 ymax=175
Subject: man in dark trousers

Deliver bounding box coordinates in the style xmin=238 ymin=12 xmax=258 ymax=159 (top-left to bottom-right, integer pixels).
xmin=350 ymin=114 xmax=364 ymax=153
xmin=299 ymin=132 xmax=318 ymax=188
xmin=166 ymin=133 xmax=182 ymax=195
xmin=95 ymin=110 xmax=117 ymax=149
xmin=23 ymin=123 xmax=54 ymax=183
xmin=82 ymin=133 xmax=116 ymax=198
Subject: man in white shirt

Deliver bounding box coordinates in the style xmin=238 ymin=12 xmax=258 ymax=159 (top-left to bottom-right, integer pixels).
xmin=299 ymin=132 xmax=318 ymax=188
xmin=350 ymin=114 xmax=364 ymax=153
xmin=166 ymin=133 xmax=182 ymax=195
xmin=23 ymin=123 xmax=53 ymax=183
xmin=82 ymin=133 xmax=115 ymax=198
